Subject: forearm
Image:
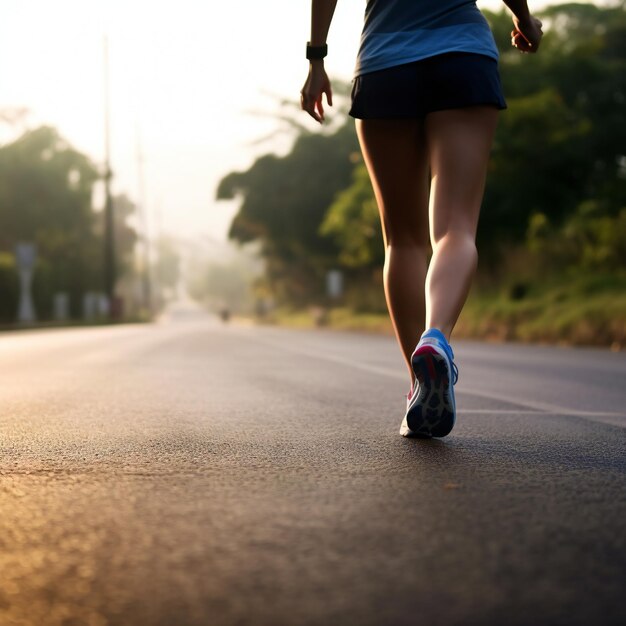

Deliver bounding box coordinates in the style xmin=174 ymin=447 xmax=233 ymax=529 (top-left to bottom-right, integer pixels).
xmin=310 ymin=0 xmax=338 ymax=46
xmin=502 ymin=0 xmax=531 ymax=22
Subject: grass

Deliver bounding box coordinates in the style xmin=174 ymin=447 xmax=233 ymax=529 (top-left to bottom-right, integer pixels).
xmin=263 ymin=306 xmax=392 ymax=334
xmin=457 ymin=284 xmax=625 ymax=348
xmin=0 ymin=315 xmax=153 ymax=333
xmin=451 ymin=273 xmax=625 ymax=348
xmin=262 ymin=274 xmax=626 ymax=349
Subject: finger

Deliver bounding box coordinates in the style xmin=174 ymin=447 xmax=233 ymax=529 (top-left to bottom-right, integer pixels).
xmin=302 ymin=93 xmax=316 ymax=111
xmin=316 ymin=96 xmax=325 ymax=122
xmin=308 ymin=107 xmax=322 ymax=123
xmin=300 ymin=91 xmax=313 ymax=110
xmin=303 ymin=102 xmax=319 ymax=119
xmin=325 ymin=85 xmax=333 ymax=107
xmin=308 ymin=102 xmax=322 ymax=122
xmin=513 ymin=31 xmax=531 ymax=49
xmin=301 ymin=95 xmax=322 ymax=122
xmin=516 ymin=29 xmax=532 ymax=45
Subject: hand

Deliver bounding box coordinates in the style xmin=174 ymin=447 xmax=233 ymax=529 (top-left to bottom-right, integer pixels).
xmin=300 ymin=62 xmax=333 ymax=124
xmin=511 ymin=15 xmax=543 ymax=53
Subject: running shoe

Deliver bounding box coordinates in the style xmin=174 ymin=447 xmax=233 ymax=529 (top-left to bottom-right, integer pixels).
xmin=400 ymin=328 xmax=458 ymax=438
xmin=399 ymin=381 xmax=430 ymax=438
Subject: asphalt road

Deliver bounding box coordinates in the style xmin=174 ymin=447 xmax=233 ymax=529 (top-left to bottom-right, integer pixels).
xmin=1 ymin=308 xmax=625 ymax=626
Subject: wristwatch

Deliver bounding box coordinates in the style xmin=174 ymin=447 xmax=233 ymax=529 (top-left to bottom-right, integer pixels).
xmin=306 ymin=42 xmax=328 ymax=60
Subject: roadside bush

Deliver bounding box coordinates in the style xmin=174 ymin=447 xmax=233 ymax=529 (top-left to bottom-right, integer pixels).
xmin=0 ymin=253 xmax=19 ymax=323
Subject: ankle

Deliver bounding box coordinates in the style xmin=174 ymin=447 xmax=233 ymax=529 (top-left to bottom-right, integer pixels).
xmin=421 ymin=326 xmax=451 ymax=343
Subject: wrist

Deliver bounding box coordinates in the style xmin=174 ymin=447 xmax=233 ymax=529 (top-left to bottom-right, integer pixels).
xmin=306 ymin=42 xmax=328 ymax=60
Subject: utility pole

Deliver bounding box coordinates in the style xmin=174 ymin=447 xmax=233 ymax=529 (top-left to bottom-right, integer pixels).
xmin=153 ymin=201 xmax=163 ymax=310
xmin=103 ymin=35 xmax=116 ymax=317
xmin=136 ymin=122 xmax=152 ymax=315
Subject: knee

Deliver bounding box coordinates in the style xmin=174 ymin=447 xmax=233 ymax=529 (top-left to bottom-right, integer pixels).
xmin=432 ymin=229 xmax=476 ymax=250
xmin=386 ymin=231 xmax=429 ymax=251
xmin=385 ymin=241 xmax=430 ymax=264
xmin=432 ymin=230 xmax=478 ymax=258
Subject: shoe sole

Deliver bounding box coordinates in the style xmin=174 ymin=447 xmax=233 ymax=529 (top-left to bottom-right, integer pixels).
xmin=399 ymin=415 xmax=433 ymax=438
xmin=405 ymin=346 xmax=456 ymax=438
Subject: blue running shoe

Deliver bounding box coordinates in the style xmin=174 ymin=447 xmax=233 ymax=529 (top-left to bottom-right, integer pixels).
xmin=400 ymin=328 xmax=458 ymax=438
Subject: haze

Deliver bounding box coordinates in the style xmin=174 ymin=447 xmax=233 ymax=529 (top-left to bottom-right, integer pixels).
xmin=0 ymin=1 xmax=590 ymax=241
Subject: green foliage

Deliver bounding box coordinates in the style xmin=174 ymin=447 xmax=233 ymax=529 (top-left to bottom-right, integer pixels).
xmin=218 ymin=3 xmax=626 ymax=336
xmin=477 ymin=4 xmax=626 ymax=261
xmin=217 ymin=122 xmax=360 ymax=304
xmin=458 ymin=273 xmax=626 ymax=346
xmin=0 ymin=253 xmax=18 ymax=323
xmin=0 ymin=126 xmax=137 ymax=320
xmin=0 ymin=126 xmax=100 ymax=317
xmin=0 ymin=127 xmax=98 ymax=245
xmin=319 ymin=164 xmax=383 ymax=268
xmin=481 ymin=87 xmax=593 ymax=251
xmin=110 ymin=194 xmax=139 ymax=280
xmin=527 ymin=202 xmax=626 ymax=273
xmin=32 ymin=259 xmax=55 ymax=320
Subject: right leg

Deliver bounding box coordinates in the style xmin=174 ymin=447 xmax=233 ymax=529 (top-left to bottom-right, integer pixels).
xmin=424 ymin=106 xmax=499 ymax=339
xmin=355 ymin=119 xmax=430 ymax=384
xmin=403 ymin=106 xmax=499 ymax=438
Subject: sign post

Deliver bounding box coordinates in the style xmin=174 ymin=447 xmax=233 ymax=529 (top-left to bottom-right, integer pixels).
xmin=326 ymin=270 xmax=344 ymax=300
xmin=15 ymin=242 xmax=37 ymax=324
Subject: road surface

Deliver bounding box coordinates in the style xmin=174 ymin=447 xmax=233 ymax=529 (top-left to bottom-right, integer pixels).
xmin=1 ymin=309 xmax=625 ymax=626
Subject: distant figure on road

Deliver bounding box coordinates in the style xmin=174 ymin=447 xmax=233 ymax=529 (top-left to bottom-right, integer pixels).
xmin=301 ymin=1 xmax=542 ymax=437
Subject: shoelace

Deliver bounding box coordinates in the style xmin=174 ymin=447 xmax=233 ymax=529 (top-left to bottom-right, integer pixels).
xmin=443 ymin=345 xmax=459 ymax=385
xmin=451 ymin=361 xmax=459 ymax=385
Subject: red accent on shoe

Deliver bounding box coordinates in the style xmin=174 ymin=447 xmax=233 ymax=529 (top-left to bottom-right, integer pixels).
xmin=414 ymin=346 xmax=438 ymax=357
xmin=414 ymin=346 xmax=438 ymax=379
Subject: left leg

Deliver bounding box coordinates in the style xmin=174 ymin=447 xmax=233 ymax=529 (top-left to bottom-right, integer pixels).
xmin=355 ymin=118 xmax=430 ymax=382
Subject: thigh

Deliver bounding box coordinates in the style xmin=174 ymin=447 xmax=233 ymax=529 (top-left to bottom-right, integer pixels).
xmin=425 ymin=106 xmax=499 ymax=244
xmin=356 ymin=118 xmax=430 ymax=247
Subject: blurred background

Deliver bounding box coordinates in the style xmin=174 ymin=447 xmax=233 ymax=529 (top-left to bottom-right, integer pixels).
xmin=0 ymin=0 xmax=624 ymax=345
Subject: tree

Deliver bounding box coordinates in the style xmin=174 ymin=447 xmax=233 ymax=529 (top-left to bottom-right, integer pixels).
xmin=218 ymin=4 xmax=626 ymax=307
xmin=478 ymin=3 xmax=626 ymax=260
xmin=217 ymin=118 xmax=360 ymax=305
xmin=0 ymin=126 xmax=137 ymax=320
xmin=319 ymin=163 xmax=382 ymax=270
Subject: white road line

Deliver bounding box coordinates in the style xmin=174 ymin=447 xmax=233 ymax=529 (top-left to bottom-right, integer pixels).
xmin=251 ymin=336 xmax=626 ymax=424
xmin=455 ymin=387 xmax=626 ymax=419
xmin=460 ymin=410 xmax=543 ymax=415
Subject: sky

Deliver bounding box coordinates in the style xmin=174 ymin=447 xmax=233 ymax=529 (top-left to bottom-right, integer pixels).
xmin=0 ymin=1 xmax=600 ymax=243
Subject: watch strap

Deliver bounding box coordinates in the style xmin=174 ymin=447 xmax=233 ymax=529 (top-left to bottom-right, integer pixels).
xmin=306 ymin=42 xmax=328 ymax=60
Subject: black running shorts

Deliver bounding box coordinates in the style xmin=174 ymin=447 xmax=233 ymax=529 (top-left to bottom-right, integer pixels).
xmin=349 ymin=52 xmax=507 ymax=119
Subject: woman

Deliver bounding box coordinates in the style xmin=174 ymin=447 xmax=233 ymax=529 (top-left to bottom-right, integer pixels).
xmin=301 ymin=0 xmax=542 ymax=438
